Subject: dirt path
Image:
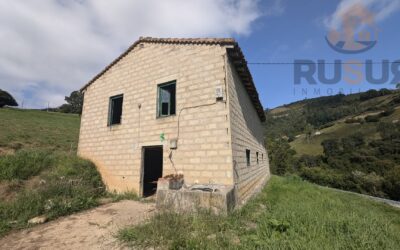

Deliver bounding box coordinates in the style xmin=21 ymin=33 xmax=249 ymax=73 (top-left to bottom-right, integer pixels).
xmin=0 ymin=200 xmax=156 ymax=250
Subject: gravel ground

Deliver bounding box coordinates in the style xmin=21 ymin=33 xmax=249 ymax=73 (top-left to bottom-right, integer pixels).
xmin=0 ymin=200 xmax=155 ymax=250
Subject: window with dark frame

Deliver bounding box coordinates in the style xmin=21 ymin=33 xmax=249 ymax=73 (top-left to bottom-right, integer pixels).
xmin=256 ymin=152 xmax=259 ymax=165
xmin=246 ymin=149 xmax=251 ymax=166
xmin=157 ymin=81 xmax=176 ymax=117
xmin=108 ymin=94 xmax=123 ymax=126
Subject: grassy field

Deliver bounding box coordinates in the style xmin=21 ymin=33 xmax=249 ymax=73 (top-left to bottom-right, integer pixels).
xmin=290 ymin=121 xmax=379 ymax=156
xmin=119 ymin=176 xmax=400 ymax=249
xmin=0 ymin=108 xmax=108 ymax=236
xmin=0 ymin=108 xmax=80 ymax=152
xmin=289 ymin=106 xmax=400 ymax=156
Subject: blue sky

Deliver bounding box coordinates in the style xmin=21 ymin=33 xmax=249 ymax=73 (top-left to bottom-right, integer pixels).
xmin=237 ymin=0 xmax=400 ymax=108
xmin=0 ymin=0 xmax=399 ymax=109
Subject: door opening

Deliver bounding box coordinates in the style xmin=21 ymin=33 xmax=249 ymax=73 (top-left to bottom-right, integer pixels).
xmin=142 ymin=146 xmax=163 ymax=197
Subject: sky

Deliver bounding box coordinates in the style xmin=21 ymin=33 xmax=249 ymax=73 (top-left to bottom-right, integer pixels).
xmin=0 ymin=0 xmax=399 ymax=109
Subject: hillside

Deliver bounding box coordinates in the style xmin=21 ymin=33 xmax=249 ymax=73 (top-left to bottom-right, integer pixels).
xmin=1 ymin=104 xmax=399 ymax=248
xmin=265 ymin=89 xmax=400 ymax=201
xmin=0 ymin=108 xmax=106 ymax=237
xmin=265 ymin=89 xmax=398 ymax=141
xmin=119 ymin=176 xmax=400 ymax=249
xmin=0 ymin=108 xmax=80 ymax=153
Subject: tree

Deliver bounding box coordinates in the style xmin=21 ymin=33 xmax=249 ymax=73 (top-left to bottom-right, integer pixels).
xmin=321 ymin=139 xmax=341 ymax=157
xmin=0 ymin=89 xmax=18 ymax=108
xmin=64 ymin=91 xmax=83 ymax=114
xmin=267 ymin=139 xmax=296 ymax=175
xmin=304 ymin=123 xmax=314 ymax=144
xmin=341 ymin=133 xmax=364 ymax=152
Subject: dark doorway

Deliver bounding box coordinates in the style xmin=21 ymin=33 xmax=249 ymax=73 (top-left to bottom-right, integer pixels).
xmin=142 ymin=146 xmax=163 ymax=197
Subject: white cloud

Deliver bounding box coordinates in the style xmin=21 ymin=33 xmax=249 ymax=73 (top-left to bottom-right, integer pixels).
xmin=264 ymin=0 xmax=285 ymax=16
xmin=324 ymin=0 xmax=400 ymax=29
xmin=0 ymin=0 xmax=262 ymax=108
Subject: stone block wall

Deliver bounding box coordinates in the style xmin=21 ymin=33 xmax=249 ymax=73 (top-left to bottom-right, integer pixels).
xmin=225 ymin=58 xmax=270 ymax=205
xmin=78 ymin=43 xmax=234 ymax=194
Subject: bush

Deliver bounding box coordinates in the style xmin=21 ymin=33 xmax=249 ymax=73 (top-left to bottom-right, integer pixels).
xmin=390 ymin=96 xmax=400 ymax=105
xmin=321 ymin=139 xmax=341 ymax=156
xmin=299 ymin=167 xmax=351 ymax=189
xmin=351 ymin=171 xmax=385 ymax=197
xmin=365 ymin=115 xmax=380 ymax=123
xmin=295 ymin=155 xmax=323 ymax=169
xmin=381 ymin=108 xmax=395 ymax=117
xmin=383 ymin=167 xmax=400 ymax=201
xmin=359 ymin=89 xmax=391 ymax=101
xmin=319 ymin=122 xmax=335 ymax=129
xmin=345 ymin=118 xmax=364 ymax=124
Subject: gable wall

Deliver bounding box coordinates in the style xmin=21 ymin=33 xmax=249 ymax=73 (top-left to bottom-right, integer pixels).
xmin=78 ymin=43 xmax=233 ymax=193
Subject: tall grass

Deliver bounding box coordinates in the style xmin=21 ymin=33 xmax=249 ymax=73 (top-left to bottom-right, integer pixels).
xmin=0 ymin=150 xmax=105 ymax=236
xmin=118 ymin=176 xmax=400 ymax=249
xmin=0 ymin=150 xmax=53 ymax=180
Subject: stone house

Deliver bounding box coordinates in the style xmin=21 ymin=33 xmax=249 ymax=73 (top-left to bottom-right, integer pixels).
xmin=78 ymin=37 xmax=270 ymax=206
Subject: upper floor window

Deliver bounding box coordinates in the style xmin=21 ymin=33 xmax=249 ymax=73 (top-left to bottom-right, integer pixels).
xmin=157 ymin=81 xmax=176 ymax=117
xmin=108 ymin=94 xmax=123 ymax=126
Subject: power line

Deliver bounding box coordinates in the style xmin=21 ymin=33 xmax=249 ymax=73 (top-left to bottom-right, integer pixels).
xmin=248 ymin=61 xmax=400 ymax=65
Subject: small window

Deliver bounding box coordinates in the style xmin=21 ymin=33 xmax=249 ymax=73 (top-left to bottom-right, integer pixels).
xmin=108 ymin=94 xmax=123 ymax=126
xmin=246 ymin=149 xmax=251 ymax=166
xmin=262 ymin=153 xmax=264 ymax=161
xmin=157 ymin=81 xmax=176 ymax=117
xmin=256 ymin=152 xmax=259 ymax=165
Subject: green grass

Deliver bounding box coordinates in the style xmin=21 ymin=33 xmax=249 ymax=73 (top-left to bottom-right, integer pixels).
xmin=291 ymin=122 xmax=380 ymax=156
xmin=0 ymin=150 xmax=105 ymax=236
xmin=0 ymin=108 xmax=80 ymax=152
xmin=118 ymin=176 xmax=400 ymax=249
xmin=0 ymin=108 xmax=110 ymax=237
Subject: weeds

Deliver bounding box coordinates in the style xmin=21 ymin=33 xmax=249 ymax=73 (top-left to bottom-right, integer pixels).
xmin=106 ymin=191 xmax=139 ymax=202
xmin=0 ymin=150 xmax=54 ymax=180
xmin=118 ymin=176 xmax=400 ymax=249
xmin=0 ymin=150 xmax=105 ymax=237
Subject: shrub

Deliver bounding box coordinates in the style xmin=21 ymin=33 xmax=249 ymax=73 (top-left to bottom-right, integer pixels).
xmin=321 ymin=139 xmax=341 ymax=157
xmin=359 ymin=89 xmax=391 ymax=101
xmin=295 ymin=155 xmax=323 ymax=169
xmin=383 ymin=167 xmax=400 ymax=201
xmin=365 ymin=115 xmax=380 ymax=123
xmin=381 ymin=108 xmax=395 ymax=117
xmin=319 ymin=122 xmax=335 ymax=129
xmin=299 ymin=167 xmax=350 ymax=189
xmin=345 ymin=118 xmax=363 ymax=124
xmin=351 ymin=171 xmax=385 ymax=197
xmin=341 ymin=133 xmax=364 ymax=152
xmin=390 ymin=96 xmax=400 ymax=105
